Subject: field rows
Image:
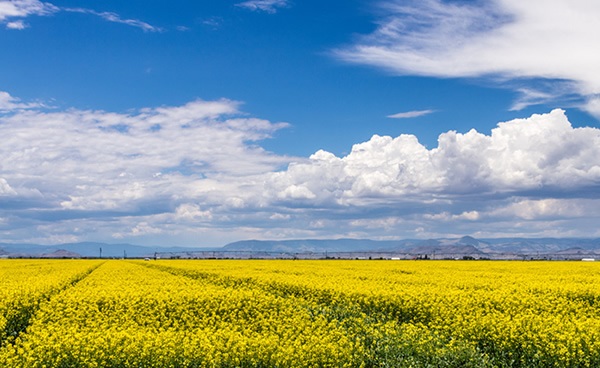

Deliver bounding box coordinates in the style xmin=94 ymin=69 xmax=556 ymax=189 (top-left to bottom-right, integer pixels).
xmin=0 ymin=260 xmax=102 ymax=348
xmin=1 ymin=259 xmax=600 ymax=367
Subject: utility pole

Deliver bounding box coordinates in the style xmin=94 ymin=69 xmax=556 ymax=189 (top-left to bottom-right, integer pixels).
xmin=99 ymin=247 xmax=102 ymax=258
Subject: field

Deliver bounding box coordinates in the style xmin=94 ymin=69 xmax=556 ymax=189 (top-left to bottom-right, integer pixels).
xmin=1 ymin=259 xmax=600 ymax=367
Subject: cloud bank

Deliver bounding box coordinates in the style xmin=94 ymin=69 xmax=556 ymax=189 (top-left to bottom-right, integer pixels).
xmin=1 ymin=92 xmax=599 ymax=244
xmin=336 ymin=0 xmax=600 ymax=117
xmin=271 ymin=109 xmax=600 ymax=202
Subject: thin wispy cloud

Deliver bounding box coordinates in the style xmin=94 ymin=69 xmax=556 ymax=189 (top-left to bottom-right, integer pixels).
xmin=0 ymin=0 xmax=57 ymax=28
xmin=235 ymin=0 xmax=290 ymax=14
xmin=336 ymin=0 xmax=600 ymax=117
xmin=387 ymin=109 xmax=434 ymax=119
xmin=0 ymin=0 xmax=57 ymax=21
xmin=0 ymin=0 xmax=160 ymax=32
xmin=63 ymin=8 xmax=162 ymax=32
xmin=201 ymin=17 xmax=223 ymax=30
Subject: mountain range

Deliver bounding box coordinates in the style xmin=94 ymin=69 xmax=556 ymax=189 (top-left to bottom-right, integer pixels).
xmin=2 ymin=236 xmax=600 ymax=260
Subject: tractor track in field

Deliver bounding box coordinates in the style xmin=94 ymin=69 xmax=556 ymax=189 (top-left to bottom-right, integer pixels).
xmin=136 ymin=261 xmax=431 ymax=326
xmin=0 ymin=261 xmax=105 ymax=348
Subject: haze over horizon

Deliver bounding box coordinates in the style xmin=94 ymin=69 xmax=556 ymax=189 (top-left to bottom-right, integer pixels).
xmin=1 ymin=0 xmax=599 ymax=246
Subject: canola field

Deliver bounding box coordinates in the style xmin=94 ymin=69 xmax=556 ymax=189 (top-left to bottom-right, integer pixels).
xmin=1 ymin=259 xmax=600 ymax=367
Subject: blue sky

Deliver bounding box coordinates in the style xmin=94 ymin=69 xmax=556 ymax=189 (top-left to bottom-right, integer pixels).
xmin=1 ymin=0 xmax=600 ymax=246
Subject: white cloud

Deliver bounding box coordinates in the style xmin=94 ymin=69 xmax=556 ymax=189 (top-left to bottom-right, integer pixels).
xmin=112 ymin=221 xmax=163 ymax=239
xmin=0 ymin=95 xmax=290 ymax=213
xmin=0 ymin=178 xmax=17 ymax=196
xmin=510 ymin=88 xmax=555 ymax=112
xmin=0 ymin=0 xmax=57 ymax=21
xmin=174 ymin=204 xmax=212 ymax=221
xmin=265 ymin=109 xmax=600 ymax=208
xmin=235 ymin=0 xmax=289 ymax=14
xmin=336 ymin=0 xmax=600 ymax=117
xmin=491 ymin=198 xmax=596 ymax=220
xmin=269 ymin=213 xmax=290 ymax=220
xmin=22 ymin=233 xmax=81 ymax=245
xmin=277 ymin=185 xmax=316 ymax=200
xmin=2 ymin=92 xmax=599 ymax=244
xmin=6 ymin=19 xmax=26 ymax=29
xmin=0 ymin=0 xmax=159 ymax=32
xmin=424 ymin=211 xmax=480 ymax=221
xmin=63 ymin=8 xmax=162 ymax=32
xmin=0 ymin=91 xmax=43 ymax=111
xmin=583 ymin=96 xmax=600 ymax=118
xmin=350 ymin=217 xmax=404 ymax=230
xmin=387 ymin=109 xmax=435 ymax=119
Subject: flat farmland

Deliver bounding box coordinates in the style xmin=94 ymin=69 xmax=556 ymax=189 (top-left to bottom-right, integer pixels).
xmin=1 ymin=259 xmax=600 ymax=367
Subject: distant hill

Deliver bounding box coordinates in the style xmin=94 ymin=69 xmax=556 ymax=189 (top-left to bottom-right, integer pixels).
xmin=39 ymin=249 xmax=82 ymax=259
xmin=1 ymin=236 xmax=600 ymax=259
xmin=0 ymin=242 xmax=214 ymax=258
xmin=222 ymin=236 xmax=600 ymax=259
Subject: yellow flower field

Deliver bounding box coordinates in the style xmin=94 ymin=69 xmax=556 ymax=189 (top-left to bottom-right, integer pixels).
xmin=1 ymin=259 xmax=600 ymax=367
xmin=0 ymin=260 xmax=101 ymax=348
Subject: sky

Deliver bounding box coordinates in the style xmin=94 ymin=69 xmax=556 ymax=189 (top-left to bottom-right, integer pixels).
xmin=1 ymin=0 xmax=600 ymax=247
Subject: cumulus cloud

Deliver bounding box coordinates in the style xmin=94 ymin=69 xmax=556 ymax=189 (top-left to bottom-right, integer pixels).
xmin=2 ymin=93 xmax=599 ymax=244
xmin=257 ymin=109 xmax=600 ymax=238
xmin=336 ymin=0 xmax=600 ymax=117
xmin=235 ymin=0 xmax=289 ymax=14
xmin=174 ymin=204 xmax=212 ymax=222
xmin=268 ymin=109 xmax=600 ymax=204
